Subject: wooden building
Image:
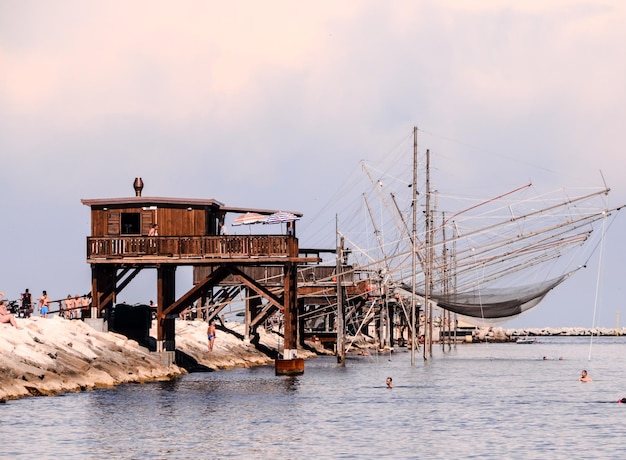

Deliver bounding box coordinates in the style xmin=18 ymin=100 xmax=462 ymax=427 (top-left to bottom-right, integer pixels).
xmin=81 ymin=178 xmax=318 ymax=374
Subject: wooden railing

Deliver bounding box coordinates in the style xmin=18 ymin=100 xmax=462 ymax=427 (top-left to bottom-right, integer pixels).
xmin=86 ymin=235 xmax=294 ymax=260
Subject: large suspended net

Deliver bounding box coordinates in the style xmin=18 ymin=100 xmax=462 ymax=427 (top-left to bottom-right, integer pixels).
xmin=400 ymin=272 xmax=572 ymax=319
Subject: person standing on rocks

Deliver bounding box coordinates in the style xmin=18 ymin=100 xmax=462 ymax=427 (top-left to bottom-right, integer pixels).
xmin=73 ymin=295 xmax=83 ymax=320
xmin=38 ymin=290 xmax=50 ymax=318
xmin=21 ymin=289 xmax=33 ymax=318
xmin=207 ymin=320 xmax=216 ymax=352
xmin=63 ymin=294 xmax=74 ymax=319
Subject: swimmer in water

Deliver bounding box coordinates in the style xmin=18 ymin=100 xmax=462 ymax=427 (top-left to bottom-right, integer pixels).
xmin=386 ymin=377 xmax=393 ymax=388
xmin=579 ymin=370 xmax=592 ymax=382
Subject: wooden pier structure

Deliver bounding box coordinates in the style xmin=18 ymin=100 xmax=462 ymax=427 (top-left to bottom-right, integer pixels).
xmin=81 ymin=178 xmax=320 ymax=374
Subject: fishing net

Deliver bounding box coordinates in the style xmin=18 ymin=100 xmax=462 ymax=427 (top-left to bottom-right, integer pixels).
xmin=401 ymin=272 xmax=572 ymax=319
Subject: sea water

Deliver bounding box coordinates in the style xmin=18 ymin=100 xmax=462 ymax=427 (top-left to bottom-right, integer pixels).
xmin=2 ymin=336 xmax=625 ymax=459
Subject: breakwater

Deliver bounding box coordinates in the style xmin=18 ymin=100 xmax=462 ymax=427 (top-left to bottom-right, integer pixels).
xmin=0 ymin=317 xmax=316 ymax=402
xmin=472 ymin=326 xmax=624 ymax=342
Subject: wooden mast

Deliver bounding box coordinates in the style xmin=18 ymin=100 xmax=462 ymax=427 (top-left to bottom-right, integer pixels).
xmin=424 ymin=148 xmax=432 ymax=359
xmin=411 ymin=127 xmax=418 ymax=366
xmin=336 ymin=215 xmax=345 ymax=365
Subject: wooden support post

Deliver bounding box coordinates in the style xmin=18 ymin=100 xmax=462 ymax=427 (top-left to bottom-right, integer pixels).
xmin=247 ymin=291 xmax=262 ymax=343
xmin=157 ymin=265 xmax=176 ymax=352
xmin=388 ymin=301 xmax=394 ymax=348
xmin=275 ymin=261 xmax=304 ymax=375
xmin=92 ymin=265 xmax=117 ymax=322
xmin=90 ymin=266 xmax=99 ymax=320
xmin=282 ymin=262 xmax=298 ymax=358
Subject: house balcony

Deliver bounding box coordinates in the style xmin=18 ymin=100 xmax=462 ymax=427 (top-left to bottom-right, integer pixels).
xmin=86 ymin=235 xmax=300 ymax=265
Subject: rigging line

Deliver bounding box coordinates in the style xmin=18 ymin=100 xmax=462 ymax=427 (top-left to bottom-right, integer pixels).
xmin=448 ymin=218 xmax=597 ymax=269
xmin=361 ymin=162 xmax=412 ymax=186
xmin=449 ymin=232 xmax=590 ymax=278
xmin=416 ymin=127 xmax=562 ymax=176
xmin=359 ymin=130 xmax=416 ymax=177
xmin=581 ymin=206 xmax=624 ymax=267
xmin=440 ymin=182 xmax=532 ymax=229
xmin=362 ymin=162 xmax=424 ymax=258
xmin=461 ymin=234 xmax=588 ymax=273
xmin=588 ymin=210 xmax=608 ymax=361
xmin=473 ymin=253 xmax=488 ymax=344
xmin=434 ymin=193 xmax=610 ymax=257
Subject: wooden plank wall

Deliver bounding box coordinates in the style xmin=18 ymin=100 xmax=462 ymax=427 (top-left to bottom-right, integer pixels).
xmin=89 ymin=208 xmax=209 ymax=236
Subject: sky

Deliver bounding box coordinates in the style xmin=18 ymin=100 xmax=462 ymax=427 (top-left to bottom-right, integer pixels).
xmin=1 ymin=0 xmax=625 ymax=329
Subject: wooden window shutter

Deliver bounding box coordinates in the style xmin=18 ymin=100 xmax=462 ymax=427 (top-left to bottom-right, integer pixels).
xmin=141 ymin=210 xmax=154 ymax=235
xmin=107 ymin=212 xmax=121 ymax=235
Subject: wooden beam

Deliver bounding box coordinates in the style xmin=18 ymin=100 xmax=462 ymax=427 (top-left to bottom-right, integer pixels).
xmin=160 ymin=265 xmax=231 ymax=318
xmin=250 ymin=301 xmax=280 ymax=330
xmin=228 ymin=266 xmax=284 ymax=312
xmin=96 ymin=267 xmax=143 ymax=310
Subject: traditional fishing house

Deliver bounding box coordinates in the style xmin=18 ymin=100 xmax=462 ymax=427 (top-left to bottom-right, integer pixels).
xmin=81 ymin=178 xmax=317 ymax=374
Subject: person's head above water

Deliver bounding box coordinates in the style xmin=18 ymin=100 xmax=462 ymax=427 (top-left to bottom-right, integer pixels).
xmin=386 ymin=377 xmax=393 ymax=388
xmin=579 ymin=369 xmax=592 ymax=381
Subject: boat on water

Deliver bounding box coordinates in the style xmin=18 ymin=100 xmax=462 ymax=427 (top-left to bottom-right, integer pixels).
xmin=515 ymin=337 xmax=537 ymax=344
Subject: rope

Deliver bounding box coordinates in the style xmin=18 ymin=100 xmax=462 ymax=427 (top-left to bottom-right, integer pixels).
xmin=588 ymin=211 xmax=608 ymax=361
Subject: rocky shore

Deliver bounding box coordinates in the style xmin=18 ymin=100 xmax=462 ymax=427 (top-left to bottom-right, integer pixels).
xmin=0 ymin=317 xmax=318 ymax=402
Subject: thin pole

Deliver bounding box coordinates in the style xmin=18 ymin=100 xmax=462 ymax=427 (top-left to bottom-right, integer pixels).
xmin=411 ymin=126 xmax=418 ymax=367
xmin=588 ymin=211 xmax=608 ymax=361
xmin=453 ymin=229 xmax=458 ymax=349
xmin=442 ymin=211 xmax=448 ymax=350
xmin=424 ymin=149 xmax=433 ymax=359
xmin=336 ymin=216 xmax=345 ymax=365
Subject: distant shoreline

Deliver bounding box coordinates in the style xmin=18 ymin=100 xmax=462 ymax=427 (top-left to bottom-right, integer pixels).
xmin=505 ymin=327 xmax=625 ymax=336
xmin=464 ymin=325 xmax=625 ymax=343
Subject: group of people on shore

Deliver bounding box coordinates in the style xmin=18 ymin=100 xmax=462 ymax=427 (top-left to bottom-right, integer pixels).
xmin=0 ymin=289 xmax=90 ymax=324
xmin=14 ymin=288 xmax=50 ymax=318
xmin=62 ymin=294 xmax=91 ymax=319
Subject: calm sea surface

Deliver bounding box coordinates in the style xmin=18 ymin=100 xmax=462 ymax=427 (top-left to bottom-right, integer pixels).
xmin=2 ymin=336 xmax=626 ymax=459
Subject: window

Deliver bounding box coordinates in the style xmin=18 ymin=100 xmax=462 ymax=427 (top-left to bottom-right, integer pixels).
xmin=121 ymin=212 xmax=141 ymax=235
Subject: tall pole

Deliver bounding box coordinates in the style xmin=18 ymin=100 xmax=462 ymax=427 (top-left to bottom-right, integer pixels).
xmin=453 ymin=224 xmax=458 ymax=349
xmin=442 ymin=211 xmax=448 ymax=350
xmin=411 ymin=127 xmax=418 ymax=366
xmin=425 ymin=148 xmax=432 ymax=359
xmin=336 ymin=216 xmax=345 ymax=365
